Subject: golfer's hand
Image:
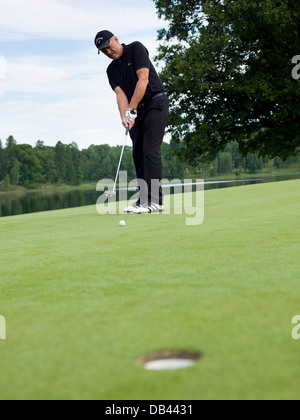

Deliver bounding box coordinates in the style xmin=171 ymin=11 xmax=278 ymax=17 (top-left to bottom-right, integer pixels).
xmin=122 ymin=116 xmax=135 ymax=130
xmin=126 ymin=108 xmax=137 ymax=123
xmin=125 ymin=108 xmax=137 ymax=130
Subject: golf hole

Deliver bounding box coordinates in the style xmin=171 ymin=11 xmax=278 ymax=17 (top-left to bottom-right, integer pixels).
xmin=138 ymin=350 xmax=203 ymax=371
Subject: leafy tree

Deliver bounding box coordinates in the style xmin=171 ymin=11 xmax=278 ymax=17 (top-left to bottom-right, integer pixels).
xmin=162 ymin=141 xmax=186 ymax=179
xmin=245 ymin=153 xmax=264 ymax=173
xmin=5 ymin=135 xmax=18 ymax=174
xmin=6 ymin=135 xmax=17 ymax=149
xmin=101 ymin=155 xmax=114 ymax=180
xmin=3 ymin=174 xmax=10 ymax=189
xmin=0 ymin=134 xmax=298 ymax=190
xmin=218 ymin=152 xmax=232 ymax=174
xmin=0 ymin=140 xmax=4 ymax=180
xmin=35 ymin=140 xmax=46 ymax=150
xmin=10 ymin=160 xmax=20 ymax=186
xmin=121 ymin=146 xmax=136 ymax=180
xmin=34 ymin=146 xmax=57 ymax=184
xmin=154 ymin=0 xmax=300 ymax=165
xmin=16 ymin=144 xmax=43 ymax=186
xmin=54 ymin=141 xmax=67 ymax=184
xmin=69 ymin=142 xmax=84 ymax=186
xmin=54 ymin=142 xmax=83 ymax=185
xmin=230 ymin=141 xmax=243 ymax=171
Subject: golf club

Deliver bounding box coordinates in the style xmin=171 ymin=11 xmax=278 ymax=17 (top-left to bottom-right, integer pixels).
xmin=105 ymin=126 xmax=129 ymax=197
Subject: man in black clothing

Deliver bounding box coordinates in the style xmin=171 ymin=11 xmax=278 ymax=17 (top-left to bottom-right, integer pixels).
xmin=94 ymin=30 xmax=169 ymax=214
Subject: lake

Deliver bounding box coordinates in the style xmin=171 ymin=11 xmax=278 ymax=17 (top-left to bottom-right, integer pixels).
xmin=0 ymin=174 xmax=299 ymax=217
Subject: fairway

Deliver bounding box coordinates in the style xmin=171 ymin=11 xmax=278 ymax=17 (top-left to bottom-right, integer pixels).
xmin=0 ymin=180 xmax=300 ymax=400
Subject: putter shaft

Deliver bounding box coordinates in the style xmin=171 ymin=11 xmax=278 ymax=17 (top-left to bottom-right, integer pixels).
xmin=110 ymin=126 xmax=129 ymax=195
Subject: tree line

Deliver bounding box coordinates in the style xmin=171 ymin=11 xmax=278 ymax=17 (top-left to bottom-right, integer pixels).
xmin=0 ymin=135 xmax=299 ymax=190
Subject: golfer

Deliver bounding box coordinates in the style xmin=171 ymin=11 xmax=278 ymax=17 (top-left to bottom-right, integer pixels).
xmin=95 ymin=30 xmax=169 ymax=214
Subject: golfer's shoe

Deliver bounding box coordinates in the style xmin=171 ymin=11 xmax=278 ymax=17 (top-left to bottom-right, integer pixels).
xmin=123 ymin=201 xmax=141 ymax=213
xmin=131 ymin=203 xmax=164 ymax=214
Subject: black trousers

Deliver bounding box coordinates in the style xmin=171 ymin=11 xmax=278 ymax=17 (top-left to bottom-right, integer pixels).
xmin=129 ymin=94 xmax=169 ymax=206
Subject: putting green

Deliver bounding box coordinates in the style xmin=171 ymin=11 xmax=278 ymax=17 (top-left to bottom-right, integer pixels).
xmin=0 ymin=180 xmax=299 ymax=400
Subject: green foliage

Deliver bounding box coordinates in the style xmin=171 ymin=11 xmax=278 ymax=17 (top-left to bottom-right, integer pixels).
xmin=154 ymin=0 xmax=300 ymax=164
xmin=218 ymin=152 xmax=233 ymax=175
xmin=3 ymin=174 xmax=10 ymax=189
xmin=10 ymin=160 xmax=20 ymax=186
xmin=0 ymin=135 xmax=299 ymax=190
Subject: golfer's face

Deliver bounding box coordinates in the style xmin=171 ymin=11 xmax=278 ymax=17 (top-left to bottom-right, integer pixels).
xmin=102 ymin=37 xmax=123 ymax=60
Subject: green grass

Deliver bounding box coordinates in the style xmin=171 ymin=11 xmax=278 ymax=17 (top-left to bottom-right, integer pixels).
xmin=0 ymin=180 xmax=300 ymax=400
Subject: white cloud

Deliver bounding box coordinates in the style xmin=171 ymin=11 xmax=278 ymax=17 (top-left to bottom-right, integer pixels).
xmin=0 ymin=0 xmax=162 ymax=41
xmin=0 ymin=0 xmax=170 ymax=149
xmin=3 ymin=61 xmax=67 ymax=94
xmin=0 ymin=50 xmax=122 ymax=147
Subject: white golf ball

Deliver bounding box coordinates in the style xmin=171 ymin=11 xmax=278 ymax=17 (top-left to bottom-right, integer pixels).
xmin=119 ymin=220 xmax=126 ymax=227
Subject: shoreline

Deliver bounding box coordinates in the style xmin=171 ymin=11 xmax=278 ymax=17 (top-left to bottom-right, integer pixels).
xmin=0 ymin=169 xmax=299 ymax=196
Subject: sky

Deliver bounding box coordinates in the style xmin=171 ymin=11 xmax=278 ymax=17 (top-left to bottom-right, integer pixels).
xmin=0 ymin=0 xmax=168 ymax=149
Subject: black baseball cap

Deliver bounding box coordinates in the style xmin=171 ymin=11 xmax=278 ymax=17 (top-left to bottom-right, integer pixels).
xmin=94 ymin=30 xmax=114 ymax=54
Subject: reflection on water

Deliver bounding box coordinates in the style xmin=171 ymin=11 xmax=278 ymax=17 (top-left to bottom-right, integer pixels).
xmin=0 ymin=189 xmax=97 ymax=218
xmin=0 ymin=174 xmax=299 ymax=217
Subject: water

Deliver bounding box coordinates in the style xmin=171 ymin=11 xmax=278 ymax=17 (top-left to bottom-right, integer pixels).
xmin=0 ymin=189 xmax=97 ymax=218
xmin=0 ymin=174 xmax=299 ymax=218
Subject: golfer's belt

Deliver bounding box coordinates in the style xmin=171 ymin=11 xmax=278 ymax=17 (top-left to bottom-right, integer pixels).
xmin=138 ymin=92 xmax=167 ymax=108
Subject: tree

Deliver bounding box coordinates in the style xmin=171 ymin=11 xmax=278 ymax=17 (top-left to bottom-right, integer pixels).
xmin=69 ymin=142 xmax=84 ymax=186
xmin=245 ymin=153 xmax=264 ymax=173
xmin=154 ymin=0 xmax=300 ymax=165
xmin=0 ymin=140 xmax=4 ymax=180
xmin=5 ymin=135 xmax=18 ymax=174
xmin=35 ymin=146 xmax=57 ymax=184
xmin=6 ymin=135 xmax=17 ymax=149
xmin=35 ymin=140 xmax=46 ymax=150
xmin=10 ymin=160 xmax=20 ymax=186
xmin=3 ymin=174 xmax=10 ymax=189
xmin=229 ymin=141 xmax=243 ymax=172
xmin=16 ymin=144 xmax=43 ymax=186
xmin=161 ymin=141 xmax=186 ymax=179
xmin=54 ymin=141 xmax=67 ymax=184
xmin=218 ymin=152 xmax=232 ymax=174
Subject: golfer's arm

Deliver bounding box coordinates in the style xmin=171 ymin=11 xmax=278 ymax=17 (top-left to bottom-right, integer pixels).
xmin=115 ymin=87 xmax=129 ymax=121
xmin=128 ymin=68 xmax=149 ymax=109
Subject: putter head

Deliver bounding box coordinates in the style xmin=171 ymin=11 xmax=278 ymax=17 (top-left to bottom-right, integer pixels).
xmin=105 ymin=190 xmax=116 ymax=197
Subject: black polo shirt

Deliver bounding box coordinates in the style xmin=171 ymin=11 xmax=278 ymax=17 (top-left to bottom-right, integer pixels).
xmin=106 ymin=41 xmax=165 ymax=103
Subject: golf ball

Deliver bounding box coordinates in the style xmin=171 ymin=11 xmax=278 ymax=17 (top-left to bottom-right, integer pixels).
xmin=119 ymin=220 xmax=126 ymax=227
